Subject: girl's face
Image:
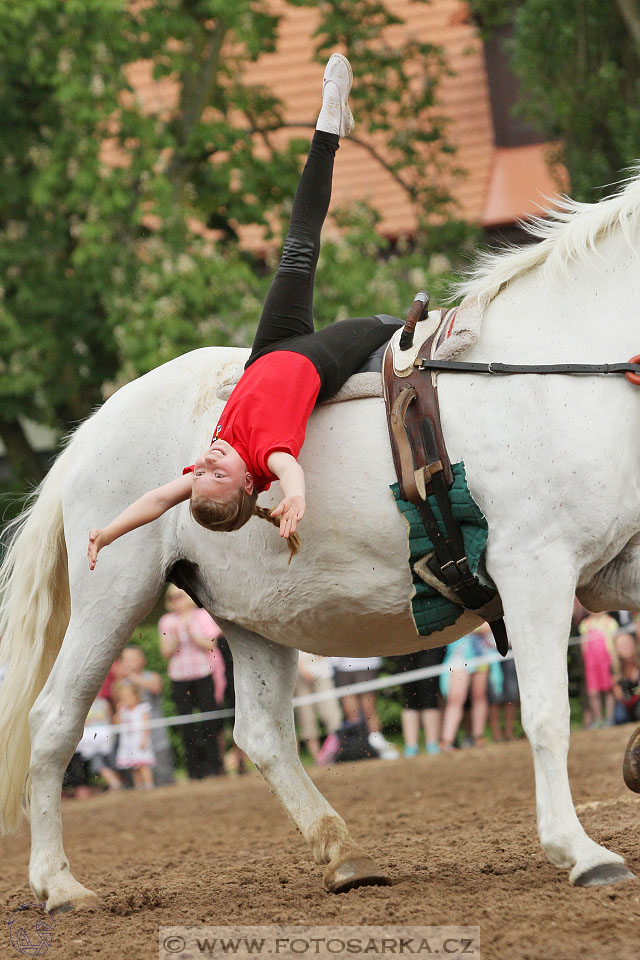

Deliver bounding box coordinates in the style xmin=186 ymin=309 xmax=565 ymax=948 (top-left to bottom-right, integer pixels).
xmin=192 ymin=440 xmax=253 ymax=501
xmin=119 ymin=685 xmax=138 ymax=709
xmin=166 ymin=588 xmax=195 ymax=615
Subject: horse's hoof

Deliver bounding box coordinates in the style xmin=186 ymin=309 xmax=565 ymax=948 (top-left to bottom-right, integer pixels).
xmin=573 ymin=863 xmax=636 ymax=887
xmin=45 ymin=883 xmax=97 ymax=914
xmin=324 ymin=856 xmax=391 ymax=894
xmin=623 ymin=726 xmax=640 ymax=792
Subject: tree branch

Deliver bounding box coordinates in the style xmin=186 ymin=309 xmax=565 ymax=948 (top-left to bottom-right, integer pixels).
xmin=246 ymin=122 xmax=418 ymax=201
xmin=0 ymin=418 xmax=47 ymax=485
xmin=615 ymin=0 xmax=640 ymax=47
xmin=167 ymin=18 xmax=228 ymax=185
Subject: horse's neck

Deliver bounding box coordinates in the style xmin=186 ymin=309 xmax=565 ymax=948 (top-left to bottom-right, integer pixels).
xmin=466 ymin=236 xmax=640 ymax=362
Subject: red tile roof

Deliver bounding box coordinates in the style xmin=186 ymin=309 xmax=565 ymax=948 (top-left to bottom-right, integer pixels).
xmin=482 ymin=144 xmax=568 ymax=227
xmin=108 ymin=1 xmax=566 ymax=248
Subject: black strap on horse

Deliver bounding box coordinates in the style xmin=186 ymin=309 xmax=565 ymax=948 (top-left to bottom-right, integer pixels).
xmin=403 ymin=412 xmax=509 ymax=656
xmin=414 ymin=358 xmax=640 ymax=377
xmin=383 ymin=293 xmax=510 ymax=656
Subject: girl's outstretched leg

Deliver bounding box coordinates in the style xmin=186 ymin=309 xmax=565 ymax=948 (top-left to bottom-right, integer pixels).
xmin=247 ymin=55 xmax=353 ymax=364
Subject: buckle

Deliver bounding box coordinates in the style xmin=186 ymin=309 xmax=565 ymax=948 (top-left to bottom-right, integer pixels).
xmin=440 ymin=560 xmax=461 ymax=586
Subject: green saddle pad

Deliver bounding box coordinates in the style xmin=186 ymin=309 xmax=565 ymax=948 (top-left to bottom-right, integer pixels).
xmin=390 ymin=461 xmax=488 ymax=637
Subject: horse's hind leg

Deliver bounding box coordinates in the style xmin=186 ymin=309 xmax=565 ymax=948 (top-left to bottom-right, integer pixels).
xmin=491 ymin=549 xmax=635 ymax=887
xmin=28 ymin=550 xmax=163 ymax=912
xmin=224 ymin=623 xmax=390 ymax=892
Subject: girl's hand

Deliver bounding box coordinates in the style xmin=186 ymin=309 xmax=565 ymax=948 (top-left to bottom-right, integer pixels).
xmin=271 ymin=495 xmax=305 ymax=539
xmin=88 ymin=529 xmax=109 ymax=570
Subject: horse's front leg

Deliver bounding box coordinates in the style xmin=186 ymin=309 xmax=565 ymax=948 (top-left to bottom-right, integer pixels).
xmin=224 ymin=623 xmax=389 ymax=892
xmin=491 ymin=548 xmax=635 ymax=887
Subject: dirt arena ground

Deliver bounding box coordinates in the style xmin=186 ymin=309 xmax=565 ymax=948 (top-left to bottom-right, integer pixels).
xmin=2 ymin=724 xmax=640 ymax=960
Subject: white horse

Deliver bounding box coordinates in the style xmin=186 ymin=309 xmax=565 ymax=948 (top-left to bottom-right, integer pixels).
xmin=3 ymin=175 xmax=640 ymax=912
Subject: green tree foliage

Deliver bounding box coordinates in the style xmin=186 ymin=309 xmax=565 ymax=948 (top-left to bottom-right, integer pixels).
xmin=0 ymin=0 xmax=467 ymax=490
xmin=469 ymin=0 xmax=640 ymax=200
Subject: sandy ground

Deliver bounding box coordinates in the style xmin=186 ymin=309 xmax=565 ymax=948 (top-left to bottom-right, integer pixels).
xmin=2 ymin=725 xmax=640 ymax=960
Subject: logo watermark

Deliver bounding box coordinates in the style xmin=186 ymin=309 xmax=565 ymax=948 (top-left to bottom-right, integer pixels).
xmin=159 ymin=926 xmax=480 ymax=960
xmin=7 ymin=903 xmax=56 ymax=957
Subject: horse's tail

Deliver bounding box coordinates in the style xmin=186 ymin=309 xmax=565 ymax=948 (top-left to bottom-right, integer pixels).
xmin=0 ymin=443 xmax=74 ymax=834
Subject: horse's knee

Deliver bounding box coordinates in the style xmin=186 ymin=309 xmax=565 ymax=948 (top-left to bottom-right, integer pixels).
xmin=520 ymin=699 xmax=569 ymax=752
xmin=233 ymin=714 xmax=295 ymax=774
xmin=29 ymin=698 xmax=82 ymax=769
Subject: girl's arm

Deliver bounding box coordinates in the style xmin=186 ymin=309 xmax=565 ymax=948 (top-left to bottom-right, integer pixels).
xmin=266 ymin=451 xmax=306 ymax=539
xmin=88 ymin=473 xmax=193 ymax=570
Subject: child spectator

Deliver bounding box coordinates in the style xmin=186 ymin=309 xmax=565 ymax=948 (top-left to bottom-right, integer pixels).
xmin=113 ymin=680 xmax=155 ymax=789
xmin=158 ymin=586 xmax=223 ymax=779
xmin=579 ymin=611 xmax=617 ymax=728
xmin=440 ymin=626 xmax=500 ymax=750
xmin=118 ymin=646 xmax=175 ymax=786
xmin=612 ymin=631 xmax=640 ymax=724
xmin=295 ymin=651 xmax=342 ymax=760
xmin=393 ymin=649 xmax=445 ymax=756
xmin=77 ymin=697 xmax=122 ymax=792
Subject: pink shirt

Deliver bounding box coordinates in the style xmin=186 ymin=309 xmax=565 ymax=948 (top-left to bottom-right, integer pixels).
xmin=158 ymin=609 xmax=227 ymax=703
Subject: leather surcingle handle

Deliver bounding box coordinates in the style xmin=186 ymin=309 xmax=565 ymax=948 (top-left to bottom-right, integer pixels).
xmin=399 ymin=290 xmax=430 ymax=351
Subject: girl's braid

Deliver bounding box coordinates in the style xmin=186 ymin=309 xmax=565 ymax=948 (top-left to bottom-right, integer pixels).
xmin=253 ymin=503 xmax=300 ymax=563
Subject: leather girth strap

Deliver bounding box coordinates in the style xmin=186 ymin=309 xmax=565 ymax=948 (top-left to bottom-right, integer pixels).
xmin=383 ymin=330 xmax=509 ymax=656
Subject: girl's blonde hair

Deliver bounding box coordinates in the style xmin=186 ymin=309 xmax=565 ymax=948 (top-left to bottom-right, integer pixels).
xmin=113 ymin=679 xmax=141 ymax=703
xmin=190 ymin=488 xmax=300 ymax=562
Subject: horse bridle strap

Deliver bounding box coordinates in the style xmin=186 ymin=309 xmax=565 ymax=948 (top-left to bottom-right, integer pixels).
xmin=415 ymin=358 xmax=640 ymax=377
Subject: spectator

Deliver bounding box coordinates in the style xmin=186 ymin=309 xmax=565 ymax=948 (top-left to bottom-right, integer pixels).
xmin=97 ymin=661 xmax=119 ymax=707
xmin=331 ymin=656 xmax=398 ymax=760
xmin=158 ymin=586 xmax=223 ymax=779
xmin=216 ymin=634 xmax=246 ymax=775
xmin=579 ymin=611 xmax=617 ymax=728
xmin=63 ymin=752 xmax=92 ymax=800
xmin=295 ymin=651 xmax=342 ymax=760
xmin=113 ymin=680 xmax=155 ymax=789
xmin=612 ymin=631 xmax=640 ymax=724
xmin=569 ymin=598 xmax=591 ymax=728
xmin=393 ymin=649 xmax=445 ymax=756
xmin=119 ymin=646 xmax=175 ymax=786
xmin=488 ymin=650 xmax=520 ymax=742
xmin=77 ymin=697 xmax=122 ymax=792
xmin=439 ymin=627 xmax=500 ymax=750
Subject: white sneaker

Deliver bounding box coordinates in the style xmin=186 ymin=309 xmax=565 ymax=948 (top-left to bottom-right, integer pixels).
xmin=317 ymin=52 xmax=354 ymax=138
xmin=368 ymin=731 xmax=399 ymax=760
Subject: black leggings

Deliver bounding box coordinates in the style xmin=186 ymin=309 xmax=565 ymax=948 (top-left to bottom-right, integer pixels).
xmin=246 ymin=130 xmax=401 ymax=401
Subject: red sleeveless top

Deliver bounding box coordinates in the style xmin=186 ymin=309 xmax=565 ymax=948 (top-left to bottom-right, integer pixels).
xmin=184 ymin=351 xmax=321 ymax=492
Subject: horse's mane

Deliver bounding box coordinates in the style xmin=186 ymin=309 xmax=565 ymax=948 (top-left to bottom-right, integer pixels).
xmin=453 ymin=167 xmax=640 ymax=307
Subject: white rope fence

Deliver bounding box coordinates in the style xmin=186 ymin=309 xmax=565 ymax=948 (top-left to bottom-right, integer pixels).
xmin=92 ymin=635 xmax=586 ymax=736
